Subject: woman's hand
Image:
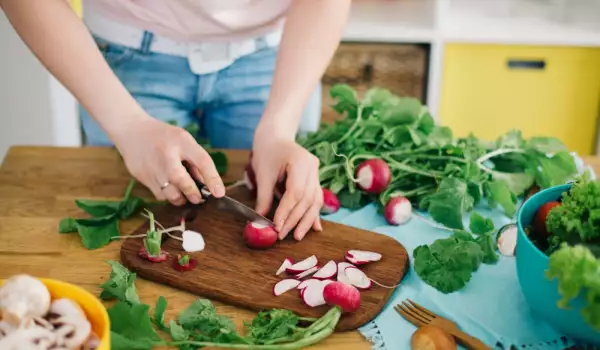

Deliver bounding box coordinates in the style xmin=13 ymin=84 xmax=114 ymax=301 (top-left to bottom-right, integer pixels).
xmin=112 ymin=115 xmax=225 ymax=205
xmin=252 ymin=131 xmax=323 ymax=241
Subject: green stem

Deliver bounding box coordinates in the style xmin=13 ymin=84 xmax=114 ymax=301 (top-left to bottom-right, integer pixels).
xmin=123 ymin=178 xmax=136 ymax=200
xmin=383 ymin=156 xmax=439 ymax=178
xmin=477 ymin=148 xmax=525 ymax=164
xmin=335 ymin=104 xmax=364 ymax=146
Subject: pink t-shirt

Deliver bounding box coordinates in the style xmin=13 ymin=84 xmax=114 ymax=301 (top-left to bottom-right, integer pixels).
xmin=85 ymin=0 xmax=291 ymax=42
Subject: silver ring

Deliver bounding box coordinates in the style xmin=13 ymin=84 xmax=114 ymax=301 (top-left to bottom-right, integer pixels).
xmin=159 ymin=181 xmax=171 ymax=190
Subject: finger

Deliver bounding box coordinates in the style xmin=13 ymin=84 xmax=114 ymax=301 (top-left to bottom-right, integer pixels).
xmin=164 ymin=156 xmax=203 ymax=204
xmin=295 ymin=196 xmax=322 ymax=240
xmin=161 ymin=182 xmax=186 ymax=206
xmin=255 ymin=168 xmax=278 ymax=217
xmin=286 ymin=171 xmax=321 ymax=240
xmin=312 ymin=187 xmax=324 ymax=232
xmin=275 ymin=167 xmax=310 ymax=239
xmin=182 ymin=138 xmax=224 ymax=197
xmin=140 ymin=176 xmax=167 ymax=201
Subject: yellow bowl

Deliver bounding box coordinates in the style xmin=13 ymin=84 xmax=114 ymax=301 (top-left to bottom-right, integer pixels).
xmin=0 ymin=278 xmax=110 ymax=349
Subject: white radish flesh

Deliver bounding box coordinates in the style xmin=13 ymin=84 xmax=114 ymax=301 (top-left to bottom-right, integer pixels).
xmin=273 ymin=279 xmax=300 ymax=296
xmin=297 ymin=279 xmax=321 ymax=290
xmin=275 ymin=258 xmax=294 ymax=276
xmin=301 ymin=280 xmax=328 ymax=307
xmin=355 ymin=159 xmax=392 ymax=194
xmin=182 ymin=230 xmax=206 ymax=252
xmin=295 ymin=266 xmax=319 ymax=279
xmin=337 ymin=262 xmax=355 ymax=285
xmin=286 ymin=255 xmax=318 ymax=274
xmin=312 ymin=260 xmax=337 ymax=280
xmin=344 ymin=267 xmax=372 ymax=289
xmin=497 ymin=225 xmax=517 ymax=257
xmin=345 ymin=255 xmax=368 ymax=266
xmin=346 ymin=250 xmax=382 ymax=263
xmin=384 ymin=196 xmax=412 ymax=225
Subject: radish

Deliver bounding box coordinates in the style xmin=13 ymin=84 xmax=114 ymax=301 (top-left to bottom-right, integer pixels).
xmin=384 ymin=196 xmax=412 ymax=225
xmin=301 ymin=280 xmax=329 ymax=307
xmin=273 ymin=279 xmax=300 ymax=296
xmin=137 ymin=246 xmax=168 ymax=263
xmin=297 ymin=278 xmax=321 ymax=291
xmin=344 ymin=267 xmax=372 ymax=289
xmin=182 ymin=230 xmax=205 ymax=252
xmin=345 ymin=250 xmax=382 ymax=265
xmin=355 ymin=159 xmax=391 ymax=194
xmin=172 ymin=254 xmax=197 ymax=272
xmin=323 ymin=281 xmax=361 ymax=313
xmin=243 ymin=221 xmax=278 ymax=249
xmin=321 ymin=188 xmax=340 ymax=214
xmin=337 ymin=262 xmax=355 ymax=285
xmin=286 ymin=255 xmax=318 ymax=274
xmin=312 ymin=260 xmax=337 ymax=280
xmin=275 ymin=257 xmax=294 ymax=275
xmin=295 ymin=266 xmax=319 ymax=279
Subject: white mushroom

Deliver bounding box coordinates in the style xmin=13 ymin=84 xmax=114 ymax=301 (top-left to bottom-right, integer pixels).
xmin=81 ymin=332 xmax=101 ymax=350
xmin=51 ymin=316 xmax=92 ymax=349
xmin=0 ymin=320 xmax=16 ymax=339
xmin=0 ymin=275 xmax=51 ymax=327
xmin=0 ymin=325 xmax=56 ymax=350
xmin=49 ymin=299 xmax=87 ymax=321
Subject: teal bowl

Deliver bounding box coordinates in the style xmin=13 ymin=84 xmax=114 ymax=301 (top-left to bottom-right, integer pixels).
xmin=516 ymin=183 xmax=600 ymax=345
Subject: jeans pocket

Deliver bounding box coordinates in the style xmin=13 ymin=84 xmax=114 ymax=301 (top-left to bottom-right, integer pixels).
xmin=94 ymin=36 xmax=134 ymax=67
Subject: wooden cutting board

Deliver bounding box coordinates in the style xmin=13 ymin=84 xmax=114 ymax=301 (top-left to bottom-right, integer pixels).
xmin=120 ymin=186 xmax=409 ymax=331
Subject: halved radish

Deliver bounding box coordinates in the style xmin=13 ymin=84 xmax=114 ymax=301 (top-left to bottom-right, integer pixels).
xmin=312 ymin=260 xmax=337 ymax=280
xmin=345 ymin=250 xmax=382 ymax=265
xmin=344 ymin=267 xmax=372 ymax=290
xmin=384 ymin=196 xmax=412 ymax=225
xmin=321 ymin=188 xmax=340 ymax=214
xmin=355 ymin=159 xmax=391 ymax=194
xmin=301 ymin=280 xmax=328 ymax=307
xmin=298 ymin=278 xmax=321 ymax=290
xmin=323 ymin=281 xmax=361 ymax=313
xmin=275 ymin=258 xmax=294 ymax=276
xmin=273 ymin=279 xmax=300 ymax=296
xmin=286 ymin=255 xmax=318 ymax=274
xmin=295 ymin=266 xmax=319 ymax=279
xmin=337 ymin=262 xmax=355 ymax=285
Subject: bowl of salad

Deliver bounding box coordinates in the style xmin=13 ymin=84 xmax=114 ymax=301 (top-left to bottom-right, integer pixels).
xmin=516 ymin=172 xmax=600 ymax=345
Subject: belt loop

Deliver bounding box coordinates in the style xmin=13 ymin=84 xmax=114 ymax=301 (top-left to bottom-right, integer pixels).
xmin=140 ymin=31 xmax=154 ymax=54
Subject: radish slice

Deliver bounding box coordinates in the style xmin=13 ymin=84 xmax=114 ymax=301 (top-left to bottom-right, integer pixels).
xmin=273 ymin=279 xmax=301 ymax=296
xmin=297 ymin=279 xmax=321 ymax=290
xmin=275 ymin=258 xmax=294 ymax=276
xmin=312 ymin=260 xmax=337 ymax=280
xmin=345 ymin=255 xmax=370 ymax=266
xmin=337 ymin=262 xmax=355 ymax=285
xmin=346 ymin=250 xmax=381 ymax=262
xmin=182 ymin=230 xmax=205 ymax=252
xmin=301 ymin=280 xmax=328 ymax=307
xmin=286 ymin=255 xmax=318 ymax=274
xmin=344 ymin=267 xmax=372 ymax=290
xmin=295 ymin=266 xmax=319 ymax=279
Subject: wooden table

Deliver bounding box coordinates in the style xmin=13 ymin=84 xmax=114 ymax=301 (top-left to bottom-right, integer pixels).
xmin=0 ymin=146 xmax=597 ymax=350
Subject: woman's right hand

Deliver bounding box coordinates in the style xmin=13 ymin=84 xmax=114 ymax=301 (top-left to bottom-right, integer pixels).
xmin=111 ymin=114 xmax=225 ymax=205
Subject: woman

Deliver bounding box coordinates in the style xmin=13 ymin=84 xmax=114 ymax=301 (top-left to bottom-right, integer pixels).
xmin=0 ymin=0 xmax=351 ymax=241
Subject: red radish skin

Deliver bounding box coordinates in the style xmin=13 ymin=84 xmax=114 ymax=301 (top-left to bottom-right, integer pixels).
xmin=384 ymin=196 xmax=412 ymax=225
xmin=273 ymin=279 xmax=300 ymax=296
xmin=345 ymin=255 xmax=369 ymax=266
xmin=275 ymin=258 xmax=294 ymax=276
xmin=321 ymin=188 xmax=340 ymax=214
xmin=286 ymin=255 xmax=318 ymax=274
xmin=323 ymin=282 xmax=361 ymax=313
xmin=137 ymin=247 xmax=168 ymax=263
xmin=243 ymin=221 xmax=278 ymax=249
xmin=344 ymin=267 xmax=372 ymax=290
xmin=295 ymin=266 xmax=319 ymax=279
xmin=172 ymin=255 xmax=198 ymax=272
xmin=312 ymin=260 xmax=337 ymax=280
xmin=355 ymin=159 xmax=391 ymax=194
xmin=346 ymin=250 xmax=382 ymax=265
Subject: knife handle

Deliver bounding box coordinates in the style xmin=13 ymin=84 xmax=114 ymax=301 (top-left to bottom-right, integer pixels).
xmin=182 ymin=161 xmax=212 ymax=200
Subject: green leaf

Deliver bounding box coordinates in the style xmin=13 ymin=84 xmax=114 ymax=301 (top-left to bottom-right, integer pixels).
xmin=491 ymin=170 xmax=535 ymax=197
xmin=427 ymin=126 xmax=453 ymax=147
xmin=209 ymin=151 xmax=228 ymax=176
xmin=384 ymin=126 xmax=412 ymax=146
xmin=153 ymin=296 xmax=169 ymax=331
xmin=75 ymin=199 xmax=121 ymax=217
xmin=363 ymin=87 xmax=393 ymax=111
xmin=535 ymin=152 xmax=577 ymax=188
xmin=337 ymin=189 xmax=365 ymax=210
xmin=379 ymin=98 xmax=422 ymax=126
xmin=315 ymin=141 xmax=335 ymax=166
xmin=119 ymin=197 xmax=145 ymax=219
xmin=486 ymin=180 xmax=517 ymax=217
xmin=177 ymin=299 xmax=243 ymax=343
xmin=245 ymin=309 xmax=299 ymax=344
xmin=526 ymin=137 xmax=568 ymax=154
xmin=58 ymin=218 xmax=78 ymax=233
xmin=469 ymin=212 xmax=494 ymax=234
xmin=330 ymin=84 xmax=357 ymax=115
xmin=420 ymin=178 xmax=474 ymax=229
xmin=169 ymin=320 xmax=190 ymax=342
xmin=76 ymin=215 xmax=120 ymax=250
xmin=475 ymin=233 xmax=499 ymax=264
xmin=100 ymin=260 xmax=141 ymax=305
xmin=108 ymin=301 xmax=163 ymax=350
xmin=496 ymin=129 xmax=525 ymax=149
xmin=416 ymin=111 xmax=435 ymax=135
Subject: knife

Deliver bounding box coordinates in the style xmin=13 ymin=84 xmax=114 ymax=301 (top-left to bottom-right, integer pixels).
xmin=183 ymin=162 xmax=275 ymax=227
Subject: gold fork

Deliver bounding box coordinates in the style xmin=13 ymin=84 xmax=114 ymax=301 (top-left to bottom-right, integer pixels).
xmin=395 ymin=299 xmax=492 ymax=350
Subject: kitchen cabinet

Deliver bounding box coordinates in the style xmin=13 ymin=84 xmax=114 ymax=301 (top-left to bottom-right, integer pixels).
xmin=439 ymin=44 xmax=600 ymax=155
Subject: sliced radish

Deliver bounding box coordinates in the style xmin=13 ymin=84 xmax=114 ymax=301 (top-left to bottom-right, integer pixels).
xmin=345 ymin=255 xmax=370 ymax=266
xmin=323 ymin=281 xmax=361 ymax=313
xmin=344 ymin=267 xmax=372 ymax=289
xmin=355 ymin=159 xmax=391 ymax=194
xmin=312 ymin=260 xmax=337 ymax=280
xmin=346 ymin=250 xmax=382 ymax=265
xmin=337 ymin=262 xmax=355 ymax=285
xmin=275 ymin=258 xmax=294 ymax=276
xmin=297 ymin=278 xmax=321 ymax=290
xmin=182 ymin=230 xmax=206 ymax=252
xmin=301 ymin=280 xmax=328 ymax=307
xmin=273 ymin=279 xmax=301 ymax=296
xmin=321 ymin=188 xmax=340 ymax=214
xmin=295 ymin=266 xmax=319 ymax=279
xmin=286 ymin=255 xmax=318 ymax=274
xmin=384 ymin=196 xmax=412 ymax=225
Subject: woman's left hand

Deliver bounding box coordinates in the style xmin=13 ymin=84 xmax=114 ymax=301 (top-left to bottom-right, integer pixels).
xmin=252 ymin=133 xmax=323 ymax=241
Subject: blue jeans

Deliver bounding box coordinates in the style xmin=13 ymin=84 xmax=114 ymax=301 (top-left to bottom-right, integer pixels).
xmin=80 ymin=35 xmax=322 ymax=149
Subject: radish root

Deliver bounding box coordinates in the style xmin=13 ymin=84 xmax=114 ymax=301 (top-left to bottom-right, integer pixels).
xmin=112 ymin=213 xmax=185 ymax=241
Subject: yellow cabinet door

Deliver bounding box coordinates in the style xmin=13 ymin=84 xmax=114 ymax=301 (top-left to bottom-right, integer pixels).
xmin=440 ymin=44 xmax=600 ymax=155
